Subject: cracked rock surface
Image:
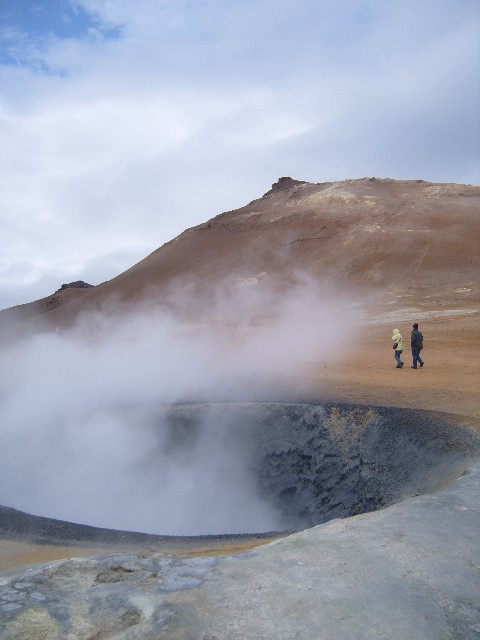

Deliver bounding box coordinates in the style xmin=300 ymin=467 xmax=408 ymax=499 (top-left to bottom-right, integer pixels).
xmin=1 ymin=463 xmax=480 ymax=639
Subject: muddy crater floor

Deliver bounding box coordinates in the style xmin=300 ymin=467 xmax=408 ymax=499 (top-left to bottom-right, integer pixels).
xmin=164 ymin=402 xmax=480 ymax=530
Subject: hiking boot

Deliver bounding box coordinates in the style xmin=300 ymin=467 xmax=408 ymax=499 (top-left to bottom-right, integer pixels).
xmin=419 ymin=362 xmax=424 ymax=367
xmin=411 ymin=366 xmax=417 ymax=369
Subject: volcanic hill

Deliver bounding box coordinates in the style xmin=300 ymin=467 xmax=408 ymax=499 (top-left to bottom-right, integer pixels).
xmin=1 ymin=176 xmax=479 ymax=332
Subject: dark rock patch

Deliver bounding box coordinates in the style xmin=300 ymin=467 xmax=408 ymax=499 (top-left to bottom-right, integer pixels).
xmin=56 ymin=281 xmax=94 ymax=292
xmin=263 ymin=176 xmax=307 ymax=196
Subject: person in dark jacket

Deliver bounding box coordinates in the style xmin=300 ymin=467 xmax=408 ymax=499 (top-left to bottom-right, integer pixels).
xmin=411 ymin=322 xmax=424 ymax=369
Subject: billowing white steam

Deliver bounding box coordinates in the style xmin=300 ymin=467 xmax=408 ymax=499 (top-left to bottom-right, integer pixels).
xmin=0 ymin=277 xmax=359 ymax=534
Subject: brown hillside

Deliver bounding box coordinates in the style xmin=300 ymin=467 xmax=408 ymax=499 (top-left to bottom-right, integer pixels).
xmin=79 ymin=176 xmax=480 ymax=310
xmin=4 ymin=177 xmax=478 ymax=327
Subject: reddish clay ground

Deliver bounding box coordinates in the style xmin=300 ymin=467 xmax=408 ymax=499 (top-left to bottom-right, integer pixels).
xmin=290 ymin=313 xmax=480 ymax=420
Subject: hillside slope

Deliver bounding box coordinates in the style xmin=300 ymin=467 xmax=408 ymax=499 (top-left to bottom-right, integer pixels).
xmin=2 ymin=177 xmax=479 ymax=331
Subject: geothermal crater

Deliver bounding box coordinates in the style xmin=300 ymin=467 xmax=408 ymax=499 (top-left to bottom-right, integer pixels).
xmin=2 ymin=402 xmax=479 ymax=545
xmin=164 ymin=402 xmax=480 ymax=532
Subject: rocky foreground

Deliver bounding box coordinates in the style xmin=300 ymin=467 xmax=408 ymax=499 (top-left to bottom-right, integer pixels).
xmin=1 ymin=462 xmax=479 ymax=639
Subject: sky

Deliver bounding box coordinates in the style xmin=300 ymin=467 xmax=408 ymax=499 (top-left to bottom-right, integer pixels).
xmin=0 ymin=0 xmax=479 ymax=310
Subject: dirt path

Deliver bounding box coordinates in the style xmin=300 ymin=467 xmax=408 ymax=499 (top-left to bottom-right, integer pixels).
xmin=290 ymin=313 xmax=480 ymax=420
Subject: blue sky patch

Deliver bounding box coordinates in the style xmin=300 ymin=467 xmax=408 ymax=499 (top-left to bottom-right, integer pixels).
xmin=0 ymin=0 xmax=120 ymax=68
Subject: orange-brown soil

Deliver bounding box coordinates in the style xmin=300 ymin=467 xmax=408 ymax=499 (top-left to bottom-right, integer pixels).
xmin=0 ymin=540 xmax=121 ymax=573
xmin=0 ymin=535 xmax=283 ymax=573
xmin=290 ymin=313 xmax=480 ymax=420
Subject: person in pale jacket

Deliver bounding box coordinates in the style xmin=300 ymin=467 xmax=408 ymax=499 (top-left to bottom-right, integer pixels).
xmin=392 ymin=328 xmax=404 ymax=368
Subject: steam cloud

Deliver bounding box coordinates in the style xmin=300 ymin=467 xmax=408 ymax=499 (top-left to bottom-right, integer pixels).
xmin=0 ymin=277 xmax=358 ymax=534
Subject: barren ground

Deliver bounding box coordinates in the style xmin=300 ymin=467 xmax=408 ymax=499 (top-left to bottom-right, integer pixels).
xmin=291 ymin=312 xmax=480 ymax=420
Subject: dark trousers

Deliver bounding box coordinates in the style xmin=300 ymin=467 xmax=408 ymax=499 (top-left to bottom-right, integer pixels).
xmin=394 ymin=350 xmax=403 ymax=366
xmin=412 ymin=350 xmax=424 ymax=367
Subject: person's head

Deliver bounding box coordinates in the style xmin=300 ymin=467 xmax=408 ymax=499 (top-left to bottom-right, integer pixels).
xmin=393 ymin=328 xmax=400 ymax=333
xmin=412 ymin=322 xmax=418 ymax=330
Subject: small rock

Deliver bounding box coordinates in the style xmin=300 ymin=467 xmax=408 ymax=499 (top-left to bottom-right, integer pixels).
xmin=13 ymin=583 xmax=33 ymax=590
xmin=29 ymin=591 xmax=46 ymax=602
xmin=1 ymin=603 xmax=23 ymax=613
